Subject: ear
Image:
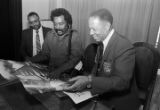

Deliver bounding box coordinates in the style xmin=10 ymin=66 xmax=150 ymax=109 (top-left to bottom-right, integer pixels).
xmin=68 ymin=24 xmax=71 ymax=29
xmin=104 ymin=22 xmax=111 ymax=31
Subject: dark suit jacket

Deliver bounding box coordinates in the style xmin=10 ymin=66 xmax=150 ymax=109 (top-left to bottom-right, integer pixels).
xmin=83 ymin=32 xmax=140 ymax=110
xmin=20 ymin=26 xmax=52 ymax=61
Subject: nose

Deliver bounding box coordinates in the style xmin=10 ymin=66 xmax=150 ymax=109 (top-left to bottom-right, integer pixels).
xmin=90 ymin=29 xmax=94 ymax=35
xmin=33 ymin=22 xmax=37 ymax=26
xmin=55 ymin=24 xmax=60 ymax=29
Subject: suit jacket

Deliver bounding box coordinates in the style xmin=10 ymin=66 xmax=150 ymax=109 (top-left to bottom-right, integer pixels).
xmin=20 ymin=26 xmax=52 ymax=61
xmin=83 ymin=32 xmax=140 ymax=110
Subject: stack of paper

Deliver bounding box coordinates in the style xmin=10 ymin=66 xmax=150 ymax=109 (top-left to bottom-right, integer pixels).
xmin=63 ymin=91 xmax=93 ymax=104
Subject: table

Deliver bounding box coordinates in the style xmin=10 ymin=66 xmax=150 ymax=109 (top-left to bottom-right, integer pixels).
xmin=0 ymin=77 xmax=76 ymax=110
xmin=0 ymin=79 xmax=48 ymax=110
xmin=0 ymin=59 xmax=75 ymax=110
xmin=34 ymin=92 xmax=75 ymax=110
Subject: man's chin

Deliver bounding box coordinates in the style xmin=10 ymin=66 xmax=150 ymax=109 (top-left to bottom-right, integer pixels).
xmin=32 ymin=26 xmax=40 ymax=30
xmin=93 ymin=38 xmax=100 ymax=42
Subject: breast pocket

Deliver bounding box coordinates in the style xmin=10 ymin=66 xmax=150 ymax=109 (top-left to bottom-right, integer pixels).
xmin=102 ymin=60 xmax=113 ymax=76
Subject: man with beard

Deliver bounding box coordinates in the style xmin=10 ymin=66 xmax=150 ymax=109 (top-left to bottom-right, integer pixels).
xmin=20 ymin=12 xmax=52 ymax=61
xmin=29 ymin=8 xmax=83 ymax=79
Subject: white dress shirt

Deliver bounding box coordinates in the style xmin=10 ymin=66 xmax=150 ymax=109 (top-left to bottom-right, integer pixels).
xmin=102 ymin=29 xmax=115 ymax=54
xmin=32 ymin=26 xmax=44 ymax=56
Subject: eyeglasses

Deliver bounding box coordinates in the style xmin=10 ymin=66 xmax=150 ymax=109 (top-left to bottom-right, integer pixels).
xmin=29 ymin=19 xmax=39 ymax=25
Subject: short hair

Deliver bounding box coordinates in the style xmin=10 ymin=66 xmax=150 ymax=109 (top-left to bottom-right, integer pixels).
xmin=50 ymin=8 xmax=72 ymax=26
xmin=90 ymin=8 xmax=113 ymax=25
xmin=27 ymin=12 xmax=39 ymax=19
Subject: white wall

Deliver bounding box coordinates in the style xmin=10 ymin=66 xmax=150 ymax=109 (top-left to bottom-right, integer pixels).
xmin=22 ymin=0 xmax=50 ymax=29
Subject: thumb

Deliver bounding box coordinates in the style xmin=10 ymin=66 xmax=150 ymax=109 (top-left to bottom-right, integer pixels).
xmin=69 ymin=76 xmax=80 ymax=82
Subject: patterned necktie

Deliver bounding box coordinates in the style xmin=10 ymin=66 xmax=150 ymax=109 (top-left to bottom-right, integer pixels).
xmin=97 ymin=42 xmax=104 ymax=68
xmin=36 ymin=30 xmax=41 ymax=54
xmin=92 ymin=42 xmax=104 ymax=76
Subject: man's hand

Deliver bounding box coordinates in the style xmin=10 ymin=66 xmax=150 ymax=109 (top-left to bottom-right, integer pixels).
xmin=63 ymin=76 xmax=90 ymax=91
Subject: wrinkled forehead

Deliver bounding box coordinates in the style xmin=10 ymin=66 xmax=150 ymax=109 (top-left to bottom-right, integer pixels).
xmin=89 ymin=16 xmax=100 ymax=24
xmin=89 ymin=16 xmax=106 ymax=28
xmin=28 ymin=15 xmax=39 ymax=22
xmin=53 ymin=15 xmax=66 ymax=23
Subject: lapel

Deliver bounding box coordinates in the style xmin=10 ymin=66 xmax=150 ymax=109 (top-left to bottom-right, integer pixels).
xmin=99 ymin=32 xmax=117 ymax=71
xmin=42 ymin=27 xmax=45 ymax=38
xmin=28 ymin=29 xmax=33 ymax=56
xmin=42 ymin=26 xmax=48 ymax=39
xmin=103 ymin=31 xmax=117 ymax=59
xmin=31 ymin=29 xmax=33 ymax=56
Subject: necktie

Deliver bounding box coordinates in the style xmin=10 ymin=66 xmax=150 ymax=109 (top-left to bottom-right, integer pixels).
xmin=97 ymin=42 xmax=104 ymax=68
xmin=92 ymin=42 xmax=104 ymax=76
xmin=36 ymin=30 xmax=41 ymax=54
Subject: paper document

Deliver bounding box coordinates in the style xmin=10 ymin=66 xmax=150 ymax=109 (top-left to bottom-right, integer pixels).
xmin=14 ymin=65 xmax=52 ymax=93
xmin=63 ymin=91 xmax=93 ymax=104
xmin=7 ymin=60 xmax=24 ymax=70
xmin=0 ymin=59 xmax=23 ymax=80
xmin=0 ymin=60 xmax=69 ymax=94
xmin=15 ymin=64 xmax=68 ymax=93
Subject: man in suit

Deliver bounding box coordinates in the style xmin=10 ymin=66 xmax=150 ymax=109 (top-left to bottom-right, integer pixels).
xmin=20 ymin=12 xmax=52 ymax=61
xmin=62 ymin=9 xmax=140 ymax=110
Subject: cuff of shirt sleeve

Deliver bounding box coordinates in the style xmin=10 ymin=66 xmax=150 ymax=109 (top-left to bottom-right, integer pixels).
xmin=87 ymin=75 xmax=92 ymax=88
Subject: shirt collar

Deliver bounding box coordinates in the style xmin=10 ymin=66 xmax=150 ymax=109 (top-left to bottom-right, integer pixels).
xmin=102 ymin=29 xmax=115 ymax=53
xmin=33 ymin=26 xmax=42 ymax=33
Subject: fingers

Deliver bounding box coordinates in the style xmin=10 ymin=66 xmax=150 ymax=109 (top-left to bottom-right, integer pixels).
xmin=63 ymin=81 xmax=80 ymax=91
xmin=64 ymin=76 xmax=89 ymax=92
xmin=69 ymin=76 xmax=81 ymax=82
xmin=55 ymin=83 xmax=70 ymax=91
xmin=63 ymin=84 xmax=76 ymax=91
xmin=63 ymin=76 xmax=80 ymax=91
xmin=55 ymin=84 xmax=64 ymax=91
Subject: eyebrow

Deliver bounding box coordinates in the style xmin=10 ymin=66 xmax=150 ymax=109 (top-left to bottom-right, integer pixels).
xmin=29 ymin=19 xmax=38 ymax=23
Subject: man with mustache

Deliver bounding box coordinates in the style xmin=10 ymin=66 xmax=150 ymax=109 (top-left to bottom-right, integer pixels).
xmin=29 ymin=8 xmax=83 ymax=79
xmin=20 ymin=12 xmax=52 ymax=61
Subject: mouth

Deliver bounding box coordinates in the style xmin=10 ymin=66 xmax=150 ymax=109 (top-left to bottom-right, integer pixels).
xmin=57 ymin=30 xmax=63 ymax=34
xmin=33 ymin=25 xmax=39 ymax=29
xmin=55 ymin=29 xmax=64 ymax=35
xmin=93 ymin=35 xmax=100 ymax=41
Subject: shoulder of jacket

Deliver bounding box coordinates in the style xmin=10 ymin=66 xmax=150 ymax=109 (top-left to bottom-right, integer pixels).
xmin=71 ymin=29 xmax=78 ymax=33
xmin=23 ymin=28 xmax=31 ymax=32
xmin=114 ymin=32 xmax=133 ymax=48
xmin=42 ymin=26 xmax=52 ymax=31
xmin=114 ymin=33 xmax=134 ymax=56
xmin=70 ymin=29 xmax=79 ymax=37
xmin=46 ymin=29 xmax=55 ymax=34
xmin=45 ymin=30 xmax=56 ymax=39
